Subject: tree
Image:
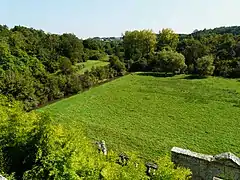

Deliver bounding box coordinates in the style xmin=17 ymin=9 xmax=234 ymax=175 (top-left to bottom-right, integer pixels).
xmin=157 ymin=28 xmax=179 ymax=51
xmin=59 ymin=56 xmax=73 ymax=75
xmin=83 ymin=38 xmax=103 ymax=51
xmin=129 ymin=57 xmax=148 ymax=72
xmin=177 ymin=38 xmax=209 ymax=73
xmin=154 ymin=51 xmax=187 ymax=74
xmin=123 ymin=30 xmax=156 ymax=60
xmin=196 ymin=55 xmax=215 ymax=76
xmin=215 ymin=34 xmax=236 ymax=60
xmin=109 ymin=55 xmax=126 ymax=76
xmin=60 ymin=33 xmax=84 ymax=64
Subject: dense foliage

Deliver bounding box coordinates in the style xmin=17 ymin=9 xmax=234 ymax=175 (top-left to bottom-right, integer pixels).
xmin=195 ymin=55 xmax=215 ymax=76
xmin=191 ymin=26 xmax=240 ymax=36
xmin=1 ymin=24 xmax=240 ymax=110
xmin=151 ymin=51 xmax=187 ymax=74
xmin=157 ymin=28 xmax=179 ymax=51
xmin=0 ymin=96 xmax=191 ymax=179
xmin=0 ymin=25 xmax=124 ymax=110
xmin=123 ymin=27 xmax=240 ymax=78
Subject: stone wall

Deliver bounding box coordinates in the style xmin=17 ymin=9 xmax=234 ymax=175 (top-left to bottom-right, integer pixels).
xmin=171 ymin=147 xmax=240 ymax=180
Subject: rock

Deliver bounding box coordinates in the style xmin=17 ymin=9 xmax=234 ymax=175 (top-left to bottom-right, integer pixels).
xmin=0 ymin=175 xmax=7 ymax=180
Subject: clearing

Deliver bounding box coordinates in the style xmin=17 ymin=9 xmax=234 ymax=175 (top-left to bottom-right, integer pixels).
xmin=76 ymin=59 xmax=109 ymax=74
xmin=40 ymin=73 xmax=240 ymax=158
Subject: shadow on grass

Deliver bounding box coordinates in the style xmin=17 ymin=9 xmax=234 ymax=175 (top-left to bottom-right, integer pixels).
xmin=233 ymin=104 xmax=240 ymax=108
xmin=137 ymin=72 xmax=175 ymax=78
xmin=183 ymin=75 xmax=207 ymax=80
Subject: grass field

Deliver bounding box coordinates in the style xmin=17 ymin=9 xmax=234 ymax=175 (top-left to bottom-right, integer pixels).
xmin=76 ymin=60 xmax=109 ymax=74
xmin=40 ymin=73 xmax=240 ymax=159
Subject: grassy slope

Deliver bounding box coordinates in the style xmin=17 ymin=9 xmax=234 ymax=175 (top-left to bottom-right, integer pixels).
xmin=40 ymin=73 xmax=240 ymax=158
xmin=76 ymin=58 xmax=109 ymax=74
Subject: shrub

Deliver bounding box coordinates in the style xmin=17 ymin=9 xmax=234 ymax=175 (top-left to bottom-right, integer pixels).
xmin=129 ymin=57 xmax=148 ymax=72
xmin=88 ymin=50 xmax=105 ymax=60
xmin=75 ymin=63 xmax=85 ymax=71
xmin=59 ymin=56 xmax=73 ymax=75
xmin=109 ymin=55 xmax=126 ymax=76
xmin=153 ymin=51 xmax=187 ymax=74
xmin=196 ymin=55 xmax=215 ymax=76
xmin=215 ymin=59 xmax=240 ymax=78
xmin=153 ymin=156 xmax=191 ymax=180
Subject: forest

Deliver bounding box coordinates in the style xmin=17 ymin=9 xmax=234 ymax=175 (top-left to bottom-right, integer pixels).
xmin=0 ymin=25 xmax=240 ymax=179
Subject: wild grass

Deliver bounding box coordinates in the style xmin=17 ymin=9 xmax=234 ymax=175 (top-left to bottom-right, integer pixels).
xmin=76 ymin=60 xmax=109 ymax=74
xmin=40 ymin=73 xmax=240 ymax=159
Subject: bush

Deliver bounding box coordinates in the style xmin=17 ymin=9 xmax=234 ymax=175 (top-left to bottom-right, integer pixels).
xmin=153 ymin=156 xmax=191 ymax=180
xmin=109 ymin=55 xmax=126 ymax=76
xmin=75 ymin=63 xmax=85 ymax=71
xmin=196 ymin=55 xmax=215 ymax=76
xmin=59 ymin=56 xmax=73 ymax=75
xmin=215 ymin=59 xmax=240 ymax=78
xmin=129 ymin=57 xmax=148 ymax=72
xmin=88 ymin=50 xmax=105 ymax=60
xmin=153 ymin=51 xmax=187 ymax=74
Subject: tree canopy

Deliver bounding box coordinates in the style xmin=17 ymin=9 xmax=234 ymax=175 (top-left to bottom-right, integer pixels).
xmin=123 ymin=30 xmax=157 ymax=60
xmin=157 ymin=28 xmax=179 ymax=51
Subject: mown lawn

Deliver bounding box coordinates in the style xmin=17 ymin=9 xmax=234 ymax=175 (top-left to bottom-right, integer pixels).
xmin=76 ymin=60 xmax=109 ymax=74
xmin=40 ymin=73 xmax=240 ymax=159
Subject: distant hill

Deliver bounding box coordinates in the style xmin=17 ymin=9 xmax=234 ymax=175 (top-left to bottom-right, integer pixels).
xmin=91 ymin=26 xmax=240 ymax=41
xmin=98 ymin=26 xmax=240 ymax=41
xmin=191 ymin=26 xmax=240 ymax=36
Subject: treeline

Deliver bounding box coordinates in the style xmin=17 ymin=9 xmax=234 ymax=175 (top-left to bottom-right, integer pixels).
xmin=123 ymin=28 xmax=240 ymax=78
xmin=192 ymin=26 xmax=240 ymax=36
xmin=0 ymin=25 xmax=125 ymax=110
xmin=0 ymin=96 xmax=191 ymax=179
xmin=1 ymin=24 xmax=240 ymax=110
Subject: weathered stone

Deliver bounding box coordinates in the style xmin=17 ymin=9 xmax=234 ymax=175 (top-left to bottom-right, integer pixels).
xmin=101 ymin=140 xmax=107 ymax=155
xmin=145 ymin=162 xmax=158 ymax=176
xmin=95 ymin=140 xmax=107 ymax=155
xmin=0 ymin=175 xmax=7 ymax=180
xmin=171 ymin=147 xmax=240 ymax=180
xmin=119 ymin=153 xmax=129 ymax=166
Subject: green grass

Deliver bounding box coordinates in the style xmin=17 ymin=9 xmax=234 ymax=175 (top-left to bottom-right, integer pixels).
xmin=40 ymin=73 xmax=240 ymax=159
xmin=76 ymin=60 xmax=109 ymax=74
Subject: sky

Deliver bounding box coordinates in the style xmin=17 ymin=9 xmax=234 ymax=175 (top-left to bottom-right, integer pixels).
xmin=1 ymin=0 xmax=240 ymax=38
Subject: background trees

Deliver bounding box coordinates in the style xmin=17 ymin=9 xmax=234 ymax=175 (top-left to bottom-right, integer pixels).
xmin=154 ymin=51 xmax=187 ymax=74
xmin=123 ymin=30 xmax=156 ymax=61
xmin=109 ymin=55 xmax=126 ymax=76
xmin=195 ymin=55 xmax=215 ymax=76
xmin=0 ymin=25 xmax=125 ymax=110
xmin=1 ymin=24 xmax=240 ymax=110
xmin=157 ymin=28 xmax=179 ymax=51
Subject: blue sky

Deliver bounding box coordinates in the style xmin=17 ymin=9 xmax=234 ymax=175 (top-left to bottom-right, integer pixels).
xmin=1 ymin=0 xmax=240 ymax=38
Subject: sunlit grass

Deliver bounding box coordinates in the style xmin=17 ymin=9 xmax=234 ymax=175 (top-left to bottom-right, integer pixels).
xmin=41 ymin=73 xmax=240 ymax=158
xmin=76 ymin=60 xmax=109 ymax=74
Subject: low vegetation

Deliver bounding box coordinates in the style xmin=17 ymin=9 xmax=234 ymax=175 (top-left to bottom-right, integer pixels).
xmin=42 ymin=73 xmax=240 ymax=158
